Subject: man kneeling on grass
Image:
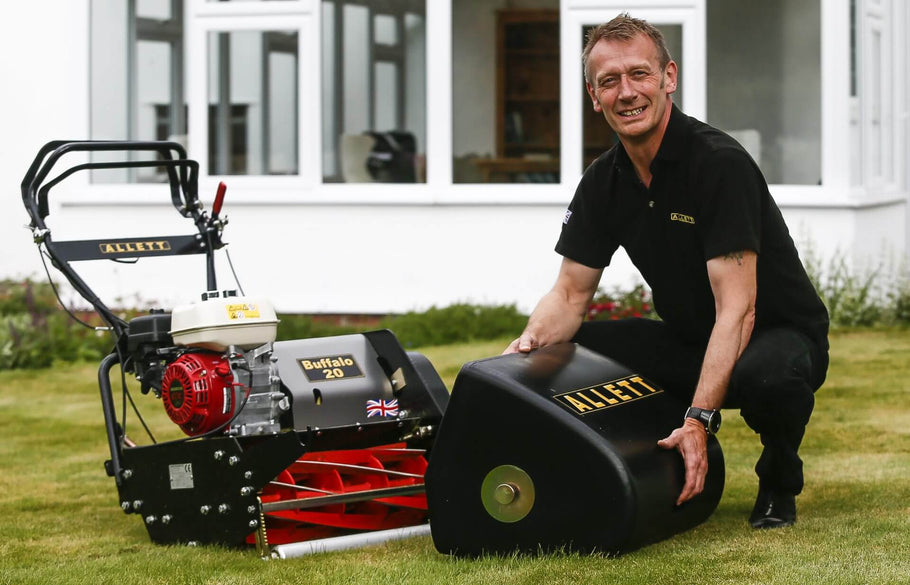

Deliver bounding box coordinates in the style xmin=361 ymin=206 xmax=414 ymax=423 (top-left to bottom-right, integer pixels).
xmin=505 ymin=13 xmax=829 ymax=529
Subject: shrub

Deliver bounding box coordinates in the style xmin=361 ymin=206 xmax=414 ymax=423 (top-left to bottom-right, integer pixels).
xmin=0 ymin=279 xmax=112 ymax=369
xmin=275 ymin=314 xmax=363 ymax=341
xmin=380 ymin=303 xmax=528 ymax=348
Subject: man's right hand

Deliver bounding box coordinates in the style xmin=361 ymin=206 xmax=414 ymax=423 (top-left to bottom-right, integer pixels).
xmin=503 ymin=333 xmax=539 ymax=354
xmin=501 ymin=258 xmax=603 ymax=356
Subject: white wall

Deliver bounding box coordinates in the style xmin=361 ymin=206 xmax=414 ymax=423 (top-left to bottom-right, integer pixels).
xmin=0 ymin=1 xmax=90 ymax=281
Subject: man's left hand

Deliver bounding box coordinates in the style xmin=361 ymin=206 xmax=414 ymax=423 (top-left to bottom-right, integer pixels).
xmin=657 ymin=418 xmax=708 ymax=505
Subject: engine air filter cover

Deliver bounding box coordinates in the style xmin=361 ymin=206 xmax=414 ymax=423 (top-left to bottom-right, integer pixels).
xmin=170 ymin=295 xmax=278 ymax=351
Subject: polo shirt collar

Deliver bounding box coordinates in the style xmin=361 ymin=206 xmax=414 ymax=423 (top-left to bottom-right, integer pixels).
xmin=613 ymin=103 xmax=688 ymax=172
xmin=654 ymin=103 xmax=688 ymax=163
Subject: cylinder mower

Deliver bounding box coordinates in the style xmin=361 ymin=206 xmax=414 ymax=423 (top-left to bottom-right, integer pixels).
xmin=21 ymin=141 xmax=448 ymax=557
xmin=22 ymin=141 xmax=725 ymax=559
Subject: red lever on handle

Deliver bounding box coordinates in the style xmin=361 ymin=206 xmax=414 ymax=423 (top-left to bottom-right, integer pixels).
xmin=212 ymin=181 xmax=227 ymax=218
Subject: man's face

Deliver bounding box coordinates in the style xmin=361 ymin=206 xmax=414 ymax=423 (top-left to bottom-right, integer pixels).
xmin=585 ymin=34 xmax=677 ymax=145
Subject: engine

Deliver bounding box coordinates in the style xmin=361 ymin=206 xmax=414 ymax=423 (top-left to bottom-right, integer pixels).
xmin=126 ymin=290 xmax=447 ymax=441
xmin=128 ymin=290 xmax=287 ymax=437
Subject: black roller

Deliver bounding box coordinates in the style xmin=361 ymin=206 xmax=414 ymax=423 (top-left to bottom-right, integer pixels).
xmin=425 ymin=343 xmax=724 ymax=556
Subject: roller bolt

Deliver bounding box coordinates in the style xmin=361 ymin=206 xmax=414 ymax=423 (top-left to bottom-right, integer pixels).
xmin=244 ymin=471 xmax=253 ymax=480
xmin=162 ymin=515 xmax=172 ymax=525
xmin=249 ymin=519 xmax=259 ymax=529
xmin=121 ymin=501 xmax=131 ymax=512
xmin=214 ymin=450 xmax=225 ymax=461
xmin=494 ymin=483 xmax=518 ymax=505
xmin=247 ymin=505 xmax=257 ymax=514
xmin=121 ymin=469 xmax=133 ymax=480
xmin=145 ymin=515 xmax=157 ymax=525
xmin=200 ymin=505 xmax=212 ymax=515
xmin=132 ymin=500 xmax=143 ymax=511
xmin=228 ymin=456 xmax=239 ymax=466
xmin=218 ymin=504 xmax=231 ymax=514
xmin=240 ymin=486 xmax=255 ymax=496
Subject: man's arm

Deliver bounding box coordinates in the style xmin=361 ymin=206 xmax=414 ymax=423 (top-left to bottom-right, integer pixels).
xmin=658 ymin=249 xmax=757 ymax=504
xmin=504 ymin=257 xmax=603 ymax=354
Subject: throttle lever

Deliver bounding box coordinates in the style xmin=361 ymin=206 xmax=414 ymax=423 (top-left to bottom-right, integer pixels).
xmin=212 ymin=181 xmax=227 ymax=219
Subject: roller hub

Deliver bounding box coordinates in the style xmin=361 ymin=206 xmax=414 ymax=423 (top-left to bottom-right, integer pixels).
xmin=481 ymin=465 xmax=535 ymax=523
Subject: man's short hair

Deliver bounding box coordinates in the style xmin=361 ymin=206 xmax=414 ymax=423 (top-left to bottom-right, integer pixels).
xmin=582 ymin=13 xmax=673 ymax=84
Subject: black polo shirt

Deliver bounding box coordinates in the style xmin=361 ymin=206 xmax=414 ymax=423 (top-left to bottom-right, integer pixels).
xmin=556 ymin=105 xmax=829 ymax=350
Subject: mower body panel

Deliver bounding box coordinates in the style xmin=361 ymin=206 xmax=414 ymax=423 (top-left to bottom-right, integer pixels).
xmin=425 ymin=343 xmax=724 ymax=556
xmin=273 ymin=334 xmax=396 ymax=430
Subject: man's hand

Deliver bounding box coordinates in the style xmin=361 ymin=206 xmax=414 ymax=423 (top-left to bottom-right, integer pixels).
xmin=501 ymin=258 xmax=603 ymax=356
xmin=503 ymin=332 xmax=538 ymax=354
xmin=657 ymin=418 xmax=708 ymax=505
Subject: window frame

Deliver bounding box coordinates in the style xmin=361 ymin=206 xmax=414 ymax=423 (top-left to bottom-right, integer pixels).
xmin=186 ymin=10 xmax=317 ymax=190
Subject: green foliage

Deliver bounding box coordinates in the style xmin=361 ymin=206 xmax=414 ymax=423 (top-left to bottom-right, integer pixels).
xmin=380 ymin=303 xmax=528 ymax=348
xmin=890 ymin=280 xmax=910 ymax=324
xmin=0 ymin=279 xmax=112 ymax=370
xmin=8 ymin=247 xmax=909 ymax=373
xmin=275 ymin=313 xmax=363 ymax=341
xmin=802 ymin=245 xmax=910 ymax=328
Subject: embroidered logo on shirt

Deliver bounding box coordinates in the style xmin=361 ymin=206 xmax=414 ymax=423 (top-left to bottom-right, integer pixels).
xmin=669 ymin=212 xmax=695 ymax=225
xmin=563 ymin=209 xmax=573 ymax=224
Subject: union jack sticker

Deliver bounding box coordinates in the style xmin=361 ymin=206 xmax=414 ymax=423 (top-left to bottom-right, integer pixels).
xmin=563 ymin=209 xmax=573 ymax=224
xmin=366 ymin=399 xmax=399 ymax=418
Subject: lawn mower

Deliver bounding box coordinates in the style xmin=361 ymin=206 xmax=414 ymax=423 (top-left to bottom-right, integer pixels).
xmin=22 ymin=140 xmax=724 ymax=559
xmin=21 ymin=140 xmax=449 ymax=557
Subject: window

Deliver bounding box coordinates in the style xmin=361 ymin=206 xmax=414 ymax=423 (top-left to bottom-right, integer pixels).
xmin=706 ymin=0 xmax=821 ymax=185
xmin=452 ymin=1 xmax=560 ymax=184
xmin=321 ymin=0 xmax=427 ymax=183
xmin=207 ymin=30 xmax=299 ymax=175
xmin=90 ymin=0 xmax=185 ymax=182
xmin=856 ymin=0 xmax=900 ymax=190
xmin=91 ymin=0 xmax=303 ymax=181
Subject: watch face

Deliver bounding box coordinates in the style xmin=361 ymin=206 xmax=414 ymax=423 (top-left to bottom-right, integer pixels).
xmin=706 ymin=410 xmax=721 ymax=434
xmin=686 ymin=407 xmax=721 ymax=434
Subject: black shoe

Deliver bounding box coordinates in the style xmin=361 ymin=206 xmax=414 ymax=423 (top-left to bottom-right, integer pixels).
xmin=749 ymin=488 xmax=796 ymax=529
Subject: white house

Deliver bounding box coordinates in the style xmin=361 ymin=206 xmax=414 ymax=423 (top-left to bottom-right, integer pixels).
xmin=1 ymin=0 xmax=907 ymax=316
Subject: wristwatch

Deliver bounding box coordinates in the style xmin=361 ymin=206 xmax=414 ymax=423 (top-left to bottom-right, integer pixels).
xmin=684 ymin=406 xmax=722 ymax=435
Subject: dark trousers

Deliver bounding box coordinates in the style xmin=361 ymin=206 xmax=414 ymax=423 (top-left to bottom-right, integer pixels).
xmin=572 ymin=319 xmax=828 ymax=495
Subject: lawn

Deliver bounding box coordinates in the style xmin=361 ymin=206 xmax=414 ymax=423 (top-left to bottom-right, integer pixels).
xmin=0 ymin=330 xmax=907 ymax=585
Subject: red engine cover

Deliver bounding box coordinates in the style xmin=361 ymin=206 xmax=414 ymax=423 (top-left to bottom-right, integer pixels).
xmin=161 ymin=353 xmax=234 ymax=436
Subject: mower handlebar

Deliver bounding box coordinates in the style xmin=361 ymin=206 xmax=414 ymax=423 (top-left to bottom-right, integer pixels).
xmin=22 ymin=140 xmax=193 ymax=229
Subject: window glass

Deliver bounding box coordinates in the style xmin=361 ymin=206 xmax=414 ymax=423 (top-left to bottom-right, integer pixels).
xmin=374 ymin=14 xmax=397 ymax=45
xmin=322 ymin=0 xmax=426 ymax=183
xmin=452 ymin=2 xmax=559 ymax=184
xmin=706 ymin=0 xmax=821 ymax=185
xmin=207 ymin=30 xmax=299 ymax=175
xmin=137 ymin=0 xmax=172 ymax=20
xmin=137 ymin=40 xmax=174 ymax=181
xmin=90 ymin=0 xmax=185 ymax=183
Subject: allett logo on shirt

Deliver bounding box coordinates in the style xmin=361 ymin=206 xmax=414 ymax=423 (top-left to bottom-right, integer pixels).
xmin=670 ymin=212 xmax=695 ymax=225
